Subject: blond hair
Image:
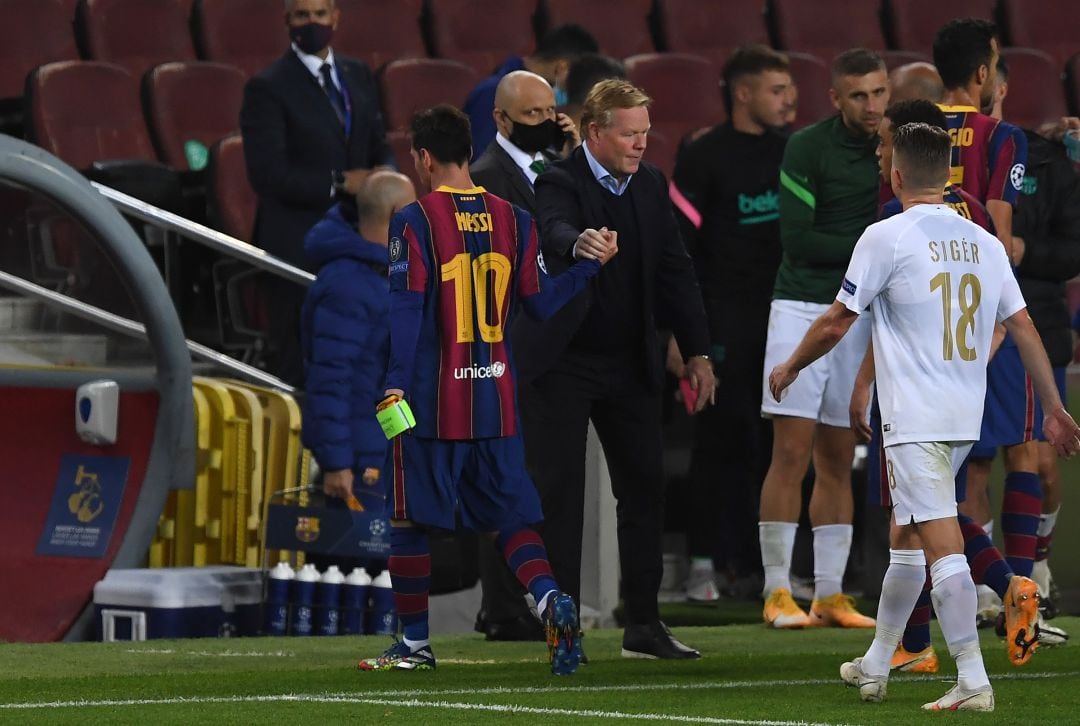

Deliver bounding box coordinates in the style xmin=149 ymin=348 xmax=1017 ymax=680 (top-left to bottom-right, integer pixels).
xmin=580 ymin=79 xmax=651 ymax=130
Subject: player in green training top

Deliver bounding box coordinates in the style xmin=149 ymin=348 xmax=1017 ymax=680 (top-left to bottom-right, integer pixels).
xmin=759 ymin=49 xmax=886 ymax=630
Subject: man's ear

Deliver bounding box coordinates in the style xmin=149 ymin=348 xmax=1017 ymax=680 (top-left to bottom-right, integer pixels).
xmin=890 ymin=165 xmax=903 ymax=194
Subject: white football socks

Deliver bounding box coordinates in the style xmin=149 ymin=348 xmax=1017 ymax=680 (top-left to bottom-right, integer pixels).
xmin=931 ymin=553 xmax=990 ymax=692
xmin=813 ymin=524 xmax=853 ymax=600
xmin=1037 ymin=507 xmax=1059 ymax=538
xmin=861 ymin=549 xmax=926 ymax=677
xmin=759 ymin=521 xmax=797 ymax=596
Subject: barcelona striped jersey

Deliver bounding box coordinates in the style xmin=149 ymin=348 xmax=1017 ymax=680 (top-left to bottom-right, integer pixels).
xmin=938 ymin=105 xmax=1027 ymax=205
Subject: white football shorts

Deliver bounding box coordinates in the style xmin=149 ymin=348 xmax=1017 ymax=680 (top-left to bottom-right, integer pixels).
xmin=761 ymin=299 xmax=871 ymax=427
xmin=884 ymin=441 xmax=974 ymax=524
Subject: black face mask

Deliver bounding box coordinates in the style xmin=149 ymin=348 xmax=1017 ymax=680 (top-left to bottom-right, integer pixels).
xmin=506 ymin=117 xmax=562 ymax=155
xmin=290 ymin=22 xmax=334 ymax=55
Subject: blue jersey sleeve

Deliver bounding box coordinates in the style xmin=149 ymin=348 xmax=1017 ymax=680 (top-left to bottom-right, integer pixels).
xmin=384 ymin=209 xmax=427 ymax=395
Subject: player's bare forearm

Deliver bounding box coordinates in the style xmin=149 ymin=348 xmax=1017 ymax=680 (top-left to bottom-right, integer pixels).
xmin=849 ymin=339 xmax=875 ymax=442
xmin=987 ymin=200 xmax=1015 ymax=263
xmin=1004 ymin=309 xmax=1063 ymax=413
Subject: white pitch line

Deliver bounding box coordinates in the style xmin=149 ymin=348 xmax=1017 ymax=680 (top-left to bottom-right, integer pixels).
xmin=0 ymin=693 xmax=846 ymax=725
xmin=124 ymin=649 xmax=295 ymax=658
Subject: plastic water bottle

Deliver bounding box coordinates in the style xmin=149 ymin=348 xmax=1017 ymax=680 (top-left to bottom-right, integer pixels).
xmin=264 ymin=561 xmax=294 ymax=636
xmin=367 ymin=569 xmax=397 ymax=635
xmin=341 ymin=567 xmax=371 ymax=635
xmin=315 ymin=565 xmax=345 ymax=636
xmin=290 ymin=563 xmax=320 ymax=636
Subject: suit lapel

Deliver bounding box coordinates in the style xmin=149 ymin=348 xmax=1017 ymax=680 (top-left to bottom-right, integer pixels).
xmin=494 ymin=143 xmax=535 ymax=208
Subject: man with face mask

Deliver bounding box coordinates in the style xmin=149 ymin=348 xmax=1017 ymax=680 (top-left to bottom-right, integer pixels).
xmin=464 ymin=24 xmax=597 ymax=161
xmin=240 ymin=0 xmax=393 ymax=384
xmin=468 ymin=70 xmax=579 ymax=641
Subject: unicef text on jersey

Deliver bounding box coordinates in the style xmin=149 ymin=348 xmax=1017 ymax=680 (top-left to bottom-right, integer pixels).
xmin=453 ymin=361 xmax=507 ymax=380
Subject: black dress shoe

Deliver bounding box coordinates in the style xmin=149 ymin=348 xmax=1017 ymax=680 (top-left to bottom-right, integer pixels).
xmin=621 ymin=620 xmax=700 ymax=659
xmin=485 ymin=614 xmax=546 ymax=641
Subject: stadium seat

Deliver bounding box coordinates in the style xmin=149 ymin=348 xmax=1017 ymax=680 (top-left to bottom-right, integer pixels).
xmin=378 ymin=58 xmax=478 ymax=130
xmin=1000 ymin=48 xmax=1068 ymax=131
xmin=207 ymin=134 xmax=255 ymax=241
xmin=643 ymin=128 xmax=674 ymax=178
xmin=625 ymin=53 xmax=724 ymax=152
xmin=884 ymin=0 xmax=995 ymax=56
xmin=1000 ymin=0 xmax=1080 ymax=70
xmin=194 ymin=0 xmax=283 ymax=78
xmin=770 ymin=0 xmax=885 ymax=62
xmin=78 ymin=0 xmax=197 ymax=81
xmin=541 ymin=0 xmax=653 ymax=59
xmin=427 ymin=0 xmax=537 ymax=76
xmin=1067 ymin=54 xmax=1080 ymax=116
xmin=27 ymin=61 xmax=157 ymax=170
xmin=655 ymin=0 xmax=769 ymax=69
xmin=334 ymin=0 xmax=425 ymax=72
xmin=0 ymin=0 xmax=79 ymax=102
xmin=145 ymin=62 xmax=246 ymax=170
xmin=785 ymin=52 xmax=834 ymax=130
xmin=880 ymin=50 xmax=930 ymax=71
xmin=387 ymin=132 xmax=423 ymax=191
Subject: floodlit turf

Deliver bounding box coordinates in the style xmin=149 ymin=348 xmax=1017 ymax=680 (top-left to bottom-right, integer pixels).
xmin=1 ymin=617 xmax=1077 ymax=724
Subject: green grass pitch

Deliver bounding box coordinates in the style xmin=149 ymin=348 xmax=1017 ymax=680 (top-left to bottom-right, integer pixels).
xmin=1 ymin=617 xmax=1077 ymax=724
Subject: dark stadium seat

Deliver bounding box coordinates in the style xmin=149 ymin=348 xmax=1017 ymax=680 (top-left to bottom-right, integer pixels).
xmin=880 ymin=50 xmax=931 ymax=71
xmin=378 ymin=58 xmax=478 ymax=130
xmin=1000 ymin=0 xmax=1080 ymax=69
xmin=1000 ymin=48 xmax=1068 ymax=131
xmin=145 ymin=61 xmax=246 ymax=170
xmin=0 ymin=0 xmax=79 ymax=102
xmin=785 ymin=52 xmax=834 ymax=130
xmin=334 ymin=0 xmax=426 ymax=72
xmin=27 ymin=61 xmax=157 ymax=170
xmin=770 ymin=0 xmax=885 ymax=62
xmin=643 ymin=129 xmax=674 ymax=178
xmin=427 ymin=0 xmax=537 ymax=76
xmin=885 ymin=0 xmax=995 ymax=56
xmin=194 ymin=0 xmax=283 ymax=78
xmin=207 ymin=134 xmax=255 ymax=241
xmin=655 ymin=0 xmax=769 ymax=69
xmin=78 ymin=0 xmax=196 ymax=81
xmin=541 ymin=0 xmax=653 ymax=59
xmin=388 ymin=132 xmax=423 ymax=191
xmin=625 ymin=53 xmax=724 ymax=152
xmin=1067 ymin=54 xmax=1080 ymax=116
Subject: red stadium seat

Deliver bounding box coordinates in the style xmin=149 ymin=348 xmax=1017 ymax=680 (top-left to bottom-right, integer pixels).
xmin=1067 ymin=54 xmax=1080 ymax=116
xmin=194 ymin=0 xmax=284 ymax=79
xmin=785 ymin=52 xmax=834 ymax=130
xmin=334 ymin=0 xmax=426 ymax=72
xmin=643 ymin=129 xmax=674 ymax=178
xmin=880 ymin=50 xmax=930 ymax=72
xmin=78 ymin=0 xmax=196 ymax=81
xmin=378 ymin=58 xmax=478 ymax=130
xmin=27 ymin=61 xmax=157 ymax=170
xmin=427 ymin=0 xmax=537 ymax=76
xmin=655 ymin=0 xmax=769 ymax=69
xmin=1000 ymin=48 xmax=1068 ymax=131
xmin=145 ymin=61 xmax=246 ymax=170
xmin=388 ymin=132 xmax=423 ymax=192
xmin=885 ymin=0 xmax=995 ymax=56
xmin=1001 ymin=0 xmax=1080 ymax=70
xmin=207 ymin=134 xmax=256 ymax=241
xmin=770 ymin=0 xmax=885 ymax=62
xmin=541 ymin=0 xmax=653 ymax=60
xmin=625 ymin=53 xmax=724 ymax=150
xmin=0 ymin=0 xmax=79 ymax=101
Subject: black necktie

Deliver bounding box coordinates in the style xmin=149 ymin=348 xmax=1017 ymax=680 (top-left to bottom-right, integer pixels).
xmin=320 ymin=63 xmax=346 ymax=126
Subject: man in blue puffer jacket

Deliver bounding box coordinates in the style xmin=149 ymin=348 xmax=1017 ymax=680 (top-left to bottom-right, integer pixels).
xmin=301 ymin=170 xmax=416 ymax=508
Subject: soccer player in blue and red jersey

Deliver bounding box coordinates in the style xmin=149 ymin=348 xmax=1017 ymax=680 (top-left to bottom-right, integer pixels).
xmin=934 ymin=19 xmax=1043 ymax=646
xmin=357 ymin=105 xmax=611 ymax=674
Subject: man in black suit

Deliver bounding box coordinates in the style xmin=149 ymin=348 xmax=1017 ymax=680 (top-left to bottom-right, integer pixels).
xmin=469 ymin=70 xmax=578 ymax=641
xmin=529 ymin=79 xmax=716 ymax=659
xmin=240 ymin=0 xmax=393 ymax=384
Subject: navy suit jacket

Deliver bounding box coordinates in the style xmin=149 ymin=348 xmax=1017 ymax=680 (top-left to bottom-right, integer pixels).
xmin=240 ymin=49 xmax=393 ymax=268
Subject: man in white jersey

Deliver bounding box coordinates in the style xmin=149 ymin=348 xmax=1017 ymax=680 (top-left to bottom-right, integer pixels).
xmin=770 ymin=122 xmax=1080 ymax=713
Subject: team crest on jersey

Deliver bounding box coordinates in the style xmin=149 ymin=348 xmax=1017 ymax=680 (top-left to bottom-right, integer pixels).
xmin=389 ymin=237 xmax=403 ymax=262
xmin=1009 ymin=163 xmax=1026 ymax=191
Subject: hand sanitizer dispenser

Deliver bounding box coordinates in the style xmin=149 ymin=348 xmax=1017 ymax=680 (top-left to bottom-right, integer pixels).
xmin=75 ymin=380 xmax=119 ymax=445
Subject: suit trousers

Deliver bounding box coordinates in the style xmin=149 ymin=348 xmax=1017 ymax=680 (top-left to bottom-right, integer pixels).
xmin=520 ymin=350 xmax=665 ymax=626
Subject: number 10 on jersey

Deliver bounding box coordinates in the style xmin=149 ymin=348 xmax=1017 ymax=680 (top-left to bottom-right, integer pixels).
xmin=441 ymin=252 xmax=512 ymax=343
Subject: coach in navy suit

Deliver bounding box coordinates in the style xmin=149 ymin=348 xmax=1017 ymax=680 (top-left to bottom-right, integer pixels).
xmin=240 ymin=0 xmax=393 ymax=383
xmin=527 ymin=79 xmax=714 ymax=659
